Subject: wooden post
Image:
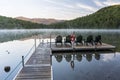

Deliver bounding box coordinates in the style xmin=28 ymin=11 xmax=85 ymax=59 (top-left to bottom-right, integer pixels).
xmin=95 ymin=44 xmax=97 ymax=51
xmin=34 ymin=36 xmax=36 ymax=51
xmin=114 ymin=47 xmax=116 ymax=53
xmin=39 ymin=35 xmax=41 ymax=43
xmin=50 ymin=33 xmax=51 ymax=48
xmin=50 ymin=54 xmax=52 ymax=65
xmin=22 ymin=56 xmax=24 ymax=67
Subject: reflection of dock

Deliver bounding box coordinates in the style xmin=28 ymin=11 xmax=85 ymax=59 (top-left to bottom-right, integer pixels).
xmin=15 ymin=43 xmax=52 ymax=80
xmin=51 ymin=43 xmax=116 ymax=52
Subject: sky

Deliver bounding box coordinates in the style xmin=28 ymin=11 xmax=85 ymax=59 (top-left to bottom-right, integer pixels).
xmin=0 ymin=0 xmax=120 ymax=20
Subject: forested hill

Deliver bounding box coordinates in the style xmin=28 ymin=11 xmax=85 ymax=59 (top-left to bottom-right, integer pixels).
xmin=0 ymin=5 xmax=120 ymax=29
xmin=0 ymin=16 xmax=46 ymax=29
xmin=50 ymin=5 xmax=120 ymax=29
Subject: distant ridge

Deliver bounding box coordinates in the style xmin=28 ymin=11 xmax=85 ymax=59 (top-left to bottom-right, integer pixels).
xmin=0 ymin=16 xmax=46 ymax=29
xmin=15 ymin=16 xmax=64 ymax=25
xmin=50 ymin=5 xmax=120 ymax=29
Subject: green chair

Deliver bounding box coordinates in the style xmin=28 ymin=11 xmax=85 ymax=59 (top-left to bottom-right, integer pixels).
xmin=55 ymin=35 xmax=62 ymax=46
xmin=94 ymin=35 xmax=102 ymax=45
xmin=76 ymin=35 xmax=83 ymax=45
xmin=86 ymin=35 xmax=94 ymax=46
xmin=64 ymin=35 xmax=71 ymax=45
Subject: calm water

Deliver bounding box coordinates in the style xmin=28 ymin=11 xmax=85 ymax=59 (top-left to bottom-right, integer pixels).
xmin=0 ymin=29 xmax=120 ymax=80
xmin=52 ymin=52 xmax=120 ymax=80
xmin=0 ymin=39 xmax=39 ymax=80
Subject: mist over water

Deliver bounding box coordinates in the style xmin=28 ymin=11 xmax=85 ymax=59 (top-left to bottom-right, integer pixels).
xmin=0 ymin=29 xmax=120 ymax=42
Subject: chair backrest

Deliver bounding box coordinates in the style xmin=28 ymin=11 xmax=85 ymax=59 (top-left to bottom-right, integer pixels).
xmin=95 ymin=35 xmax=101 ymax=42
xmin=97 ymin=35 xmax=101 ymax=40
xmin=87 ymin=35 xmax=93 ymax=42
xmin=66 ymin=35 xmax=71 ymax=42
xmin=76 ymin=35 xmax=82 ymax=42
xmin=56 ymin=35 xmax=62 ymax=42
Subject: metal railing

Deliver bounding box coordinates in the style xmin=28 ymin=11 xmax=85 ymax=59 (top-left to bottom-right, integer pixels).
xmin=4 ymin=44 xmax=35 ymax=80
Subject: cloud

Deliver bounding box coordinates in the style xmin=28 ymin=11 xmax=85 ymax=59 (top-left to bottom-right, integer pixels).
xmin=1 ymin=0 xmax=120 ymax=20
xmin=103 ymin=0 xmax=120 ymax=5
xmin=43 ymin=0 xmax=98 ymax=14
xmin=76 ymin=3 xmax=97 ymax=12
xmin=44 ymin=0 xmax=75 ymax=9
xmin=93 ymin=0 xmax=105 ymax=7
xmin=64 ymin=4 xmax=75 ymax=8
xmin=44 ymin=0 xmax=56 ymax=4
xmin=102 ymin=54 xmax=114 ymax=62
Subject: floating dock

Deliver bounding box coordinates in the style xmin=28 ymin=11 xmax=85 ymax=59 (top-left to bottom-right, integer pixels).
xmin=51 ymin=43 xmax=116 ymax=52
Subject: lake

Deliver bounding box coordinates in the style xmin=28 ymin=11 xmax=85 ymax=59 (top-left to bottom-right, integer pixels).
xmin=0 ymin=29 xmax=120 ymax=80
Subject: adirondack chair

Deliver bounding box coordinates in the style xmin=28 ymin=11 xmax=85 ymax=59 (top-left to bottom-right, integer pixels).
xmin=86 ymin=35 xmax=94 ymax=46
xmin=76 ymin=35 xmax=83 ymax=45
xmin=94 ymin=35 xmax=102 ymax=45
xmin=55 ymin=35 xmax=62 ymax=46
xmin=64 ymin=35 xmax=71 ymax=45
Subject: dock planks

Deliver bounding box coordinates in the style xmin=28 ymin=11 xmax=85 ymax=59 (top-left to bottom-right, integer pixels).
xmin=51 ymin=43 xmax=116 ymax=52
xmin=15 ymin=43 xmax=52 ymax=80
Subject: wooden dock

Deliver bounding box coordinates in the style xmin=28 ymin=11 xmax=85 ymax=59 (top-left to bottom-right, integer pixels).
xmin=51 ymin=43 xmax=116 ymax=52
xmin=15 ymin=43 xmax=52 ymax=80
xmin=15 ymin=41 xmax=115 ymax=80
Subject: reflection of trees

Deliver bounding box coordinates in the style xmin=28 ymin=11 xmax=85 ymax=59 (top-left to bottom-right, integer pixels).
xmin=95 ymin=53 xmax=100 ymax=60
xmin=86 ymin=53 xmax=92 ymax=62
xmin=64 ymin=54 xmax=72 ymax=62
xmin=55 ymin=55 xmax=63 ymax=63
xmin=76 ymin=54 xmax=82 ymax=62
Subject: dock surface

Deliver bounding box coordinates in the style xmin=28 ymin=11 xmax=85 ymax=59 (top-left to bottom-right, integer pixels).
xmin=15 ymin=43 xmax=52 ymax=80
xmin=51 ymin=43 xmax=116 ymax=52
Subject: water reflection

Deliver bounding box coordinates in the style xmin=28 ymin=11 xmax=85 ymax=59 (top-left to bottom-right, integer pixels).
xmin=53 ymin=51 xmax=114 ymax=69
xmin=52 ymin=52 xmax=120 ymax=80
xmin=0 ymin=39 xmax=39 ymax=80
xmin=70 ymin=54 xmax=75 ymax=70
xmin=70 ymin=60 xmax=74 ymax=70
xmin=85 ymin=53 xmax=92 ymax=62
xmin=76 ymin=53 xmax=82 ymax=62
xmin=94 ymin=53 xmax=100 ymax=60
xmin=54 ymin=54 xmax=63 ymax=63
xmin=64 ymin=54 xmax=72 ymax=62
